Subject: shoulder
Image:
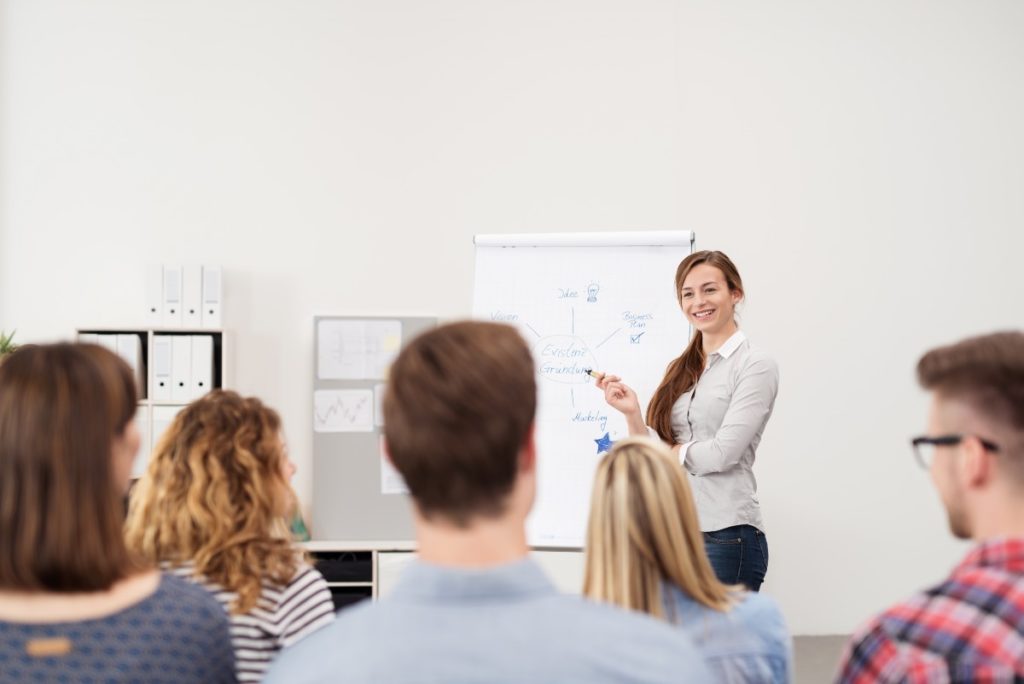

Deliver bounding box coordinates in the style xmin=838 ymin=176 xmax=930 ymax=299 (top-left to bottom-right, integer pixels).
xmin=729 ymin=592 xmax=790 ymax=649
xmin=269 ymin=597 xmax=711 ymax=684
xmin=264 ymin=602 xmax=377 ymax=682
xmin=839 ymin=591 xmax=942 ymax=682
xmin=738 ymin=343 xmax=778 ymax=374
xmin=551 ymin=596 xmax=711 ymax=679
xmin=270 ymin=563 xmax=336 ymax=642
xmin=155 ymin=572 xmax=223 ymax=616
xmin=274 ymin=562 xmax=330 ymax=597
xmin=147 ymin=574 xmax=230 ymax=642
xmin=272 ymin=563 xmax=334 ymax=615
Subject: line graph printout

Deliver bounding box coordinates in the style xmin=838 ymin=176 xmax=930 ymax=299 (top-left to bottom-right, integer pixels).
xmin=314 ymin=389 xmax=374 ymax=433
xmin=473 ymin=231 xmax=693 ymax=547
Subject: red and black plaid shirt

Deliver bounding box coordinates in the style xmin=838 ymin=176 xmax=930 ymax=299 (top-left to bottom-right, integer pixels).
xmin=837 ymin=538 xmax=1024 ymax=683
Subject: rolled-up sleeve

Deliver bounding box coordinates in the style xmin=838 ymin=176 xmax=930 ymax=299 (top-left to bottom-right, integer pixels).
xmin=684 ymin=356 xmax=779 ymax=476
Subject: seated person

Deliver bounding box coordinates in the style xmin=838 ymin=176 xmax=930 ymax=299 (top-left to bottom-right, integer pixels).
xmin=838 ymin=331 xmax=1024 ymax=682
xmin=583 ymin=436 xmax=791 ymax=682
xmin=266 ymin=321 xmax=712 ymax=683
xmin=125 ymin=390 xmax=335 ymax=683
xmin=0 ymin=343 xmax=234 ymax=683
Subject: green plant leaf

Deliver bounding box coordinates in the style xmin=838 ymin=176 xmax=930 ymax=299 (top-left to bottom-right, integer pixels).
xmin=0 ymin=329 xmax=18 ymax=355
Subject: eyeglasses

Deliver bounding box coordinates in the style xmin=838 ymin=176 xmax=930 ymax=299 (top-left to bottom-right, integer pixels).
xmin=910 ymin=434 xmax=1000 ymax=469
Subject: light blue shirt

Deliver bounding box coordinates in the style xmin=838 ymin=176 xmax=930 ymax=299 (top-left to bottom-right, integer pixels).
xmin=265 ymin=558 xmax=712 ymax=683
xmin=663 ymin=583 xmax=792 ymax=683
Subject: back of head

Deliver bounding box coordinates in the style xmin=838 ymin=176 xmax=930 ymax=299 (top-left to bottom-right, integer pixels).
xmin=917 ymin=330 xmax=1024 ymax=481
xmin=125 ymin=389 xmax=297 ymax=613
xmin=584 ymin=437 xmax=735 ymax=618
xmin=0 ymin=343 xmax=139 ymax=591
xmin=383 ymin=321 xmax=537 ymax=526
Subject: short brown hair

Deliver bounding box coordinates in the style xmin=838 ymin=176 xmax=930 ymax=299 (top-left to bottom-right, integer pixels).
xmin=126 ymin=390 xmax=300 ymax=614
xmin=921 ymin=331 xmax=1024 ymax=481
xmin=383 ymin=321 xmax=536 ymax=525
xmin=918 ymin=331 xmax=1024 ymax=457
xmin=0 ymin=343 xmax=140 ymax=591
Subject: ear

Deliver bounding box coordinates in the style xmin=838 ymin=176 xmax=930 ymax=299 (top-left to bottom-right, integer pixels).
xmin=519 ymin=424 xmax=537 ymax=474
xmin=961 ymin=436 xmax=992 ymax=489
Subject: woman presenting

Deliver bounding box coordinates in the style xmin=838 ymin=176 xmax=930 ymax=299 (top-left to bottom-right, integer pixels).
xmin=595 ymin=250 xmax=779 ymax=591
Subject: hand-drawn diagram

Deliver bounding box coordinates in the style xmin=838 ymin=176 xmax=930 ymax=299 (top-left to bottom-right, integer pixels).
xmin=473 ymin=238 xmax=692 ymax=547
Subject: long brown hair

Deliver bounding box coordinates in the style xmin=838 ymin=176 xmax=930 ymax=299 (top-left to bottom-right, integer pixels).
xmin=646 ymin=250 xmax=744 ymax=443
xmin=125 ymin=390 xmax=300 ymax=613
xmin=0 ymin=343 xmax=141 ymax=591
xmin=583 ymin=437 xmax=739 ymax=619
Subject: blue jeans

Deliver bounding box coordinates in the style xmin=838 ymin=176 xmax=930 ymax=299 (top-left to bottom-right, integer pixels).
xmin=703 ymin=525 xmax=769 ymax=592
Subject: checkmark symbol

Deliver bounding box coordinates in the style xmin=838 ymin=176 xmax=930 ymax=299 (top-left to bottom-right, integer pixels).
xmin=630 ymin=332 xmax=645 ymax=343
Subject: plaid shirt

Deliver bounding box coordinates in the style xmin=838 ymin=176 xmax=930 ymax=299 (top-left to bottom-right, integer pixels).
xmin=837 ymin=538 xmax=1024 ymax=683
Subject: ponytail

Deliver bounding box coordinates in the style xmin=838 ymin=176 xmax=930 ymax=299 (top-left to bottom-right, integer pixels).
xmin=646 ymin=331 xmax=705 ymax=443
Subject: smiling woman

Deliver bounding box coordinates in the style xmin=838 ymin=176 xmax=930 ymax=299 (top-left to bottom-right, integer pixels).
xmin=594 ymin=251 xmax=780 ymax=591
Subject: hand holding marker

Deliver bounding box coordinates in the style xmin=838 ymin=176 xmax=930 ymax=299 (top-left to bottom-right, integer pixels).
xmin=586 ymin=368 xmax=643 ymax=429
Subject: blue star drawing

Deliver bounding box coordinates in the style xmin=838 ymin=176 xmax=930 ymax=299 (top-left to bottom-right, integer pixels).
xmin=594 ymin=432 xmax=614 ymax=454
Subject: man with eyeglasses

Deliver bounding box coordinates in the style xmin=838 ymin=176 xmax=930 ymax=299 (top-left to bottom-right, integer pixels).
xmin=837 ymin=331 xmax=1024 ymax=683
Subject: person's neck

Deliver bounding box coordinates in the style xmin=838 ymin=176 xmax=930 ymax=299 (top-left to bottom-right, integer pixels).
xmin=701 ymin=321 xmax=739 ymax=356
xmin=415 ymin=511 xmax=530 ymax=569
xmin=970 ymin=490 xmax=1024 ymax=541
xmin=0 ymin=569 xmax=159 ymax=623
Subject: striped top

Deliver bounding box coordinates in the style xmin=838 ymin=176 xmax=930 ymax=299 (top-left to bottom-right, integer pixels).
xmin=168 ymin=561 xmax=336 ymax=683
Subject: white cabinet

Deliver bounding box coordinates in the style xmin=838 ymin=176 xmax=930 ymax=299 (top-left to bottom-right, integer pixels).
xmin=77 ymin=328 xmax=230 ymax=473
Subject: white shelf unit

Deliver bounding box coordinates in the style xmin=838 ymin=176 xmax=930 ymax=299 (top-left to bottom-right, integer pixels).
xmin=305 ymin=541 xmax=416 ymax=608
xmin=304 ymin=542 xmax=585 ymax=609
xmin=76 ymin=327 xmax=230 ymax=476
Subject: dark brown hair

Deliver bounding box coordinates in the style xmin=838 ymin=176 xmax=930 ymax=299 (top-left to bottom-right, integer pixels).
xmin=0 ymin=343 xmax=141 ymax=591
xmin=125 ymin=390 xmax=300 ymax=614
xmin=383 ymin=321 xmax=537 ymax=526
xmin=646 ymin=251 xmax=745 ymax=443
xmin=918 ymin=331 xmax=1024 ymax=459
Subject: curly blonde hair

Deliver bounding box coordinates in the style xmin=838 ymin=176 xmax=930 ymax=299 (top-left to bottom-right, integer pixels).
xmin=125 ymin=390 xmax=301 ymax=613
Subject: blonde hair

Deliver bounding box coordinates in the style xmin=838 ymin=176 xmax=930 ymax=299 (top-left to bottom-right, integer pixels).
xmin=125 ymin=390 xmax=301 ymax=613
xmin=583 ymin=437 xmax=738 ymax=620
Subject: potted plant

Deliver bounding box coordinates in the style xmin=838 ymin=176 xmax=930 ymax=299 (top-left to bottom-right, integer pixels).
xmin=0 ymin=330 xmax=17 ymax=358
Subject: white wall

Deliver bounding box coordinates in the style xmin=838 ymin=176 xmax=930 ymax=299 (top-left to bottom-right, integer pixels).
xmin=2 ymin=0 xmax=1022 ymax=635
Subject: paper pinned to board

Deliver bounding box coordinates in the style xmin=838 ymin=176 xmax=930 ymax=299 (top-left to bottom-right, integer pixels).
xmin=380 ymin=437 xmax=409 ymax=495
xmin=318 ymin=319 xmax=402 ymax=380
xmin=313 ymin=389 xmax=374 ymax=433
xmin=374 ymin=383 xmax=386 ymax=427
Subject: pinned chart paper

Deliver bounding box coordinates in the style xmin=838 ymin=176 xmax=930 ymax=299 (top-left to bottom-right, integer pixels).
xmin=374 ymin=384 xmax=386 ymax=427
xmin=313 ymin=389 xmax=374 ymax=433
xmin=318 ymin=319 xmax=402 ymax=380
xmin=380 ymin=437 xmax=409 ymax=494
